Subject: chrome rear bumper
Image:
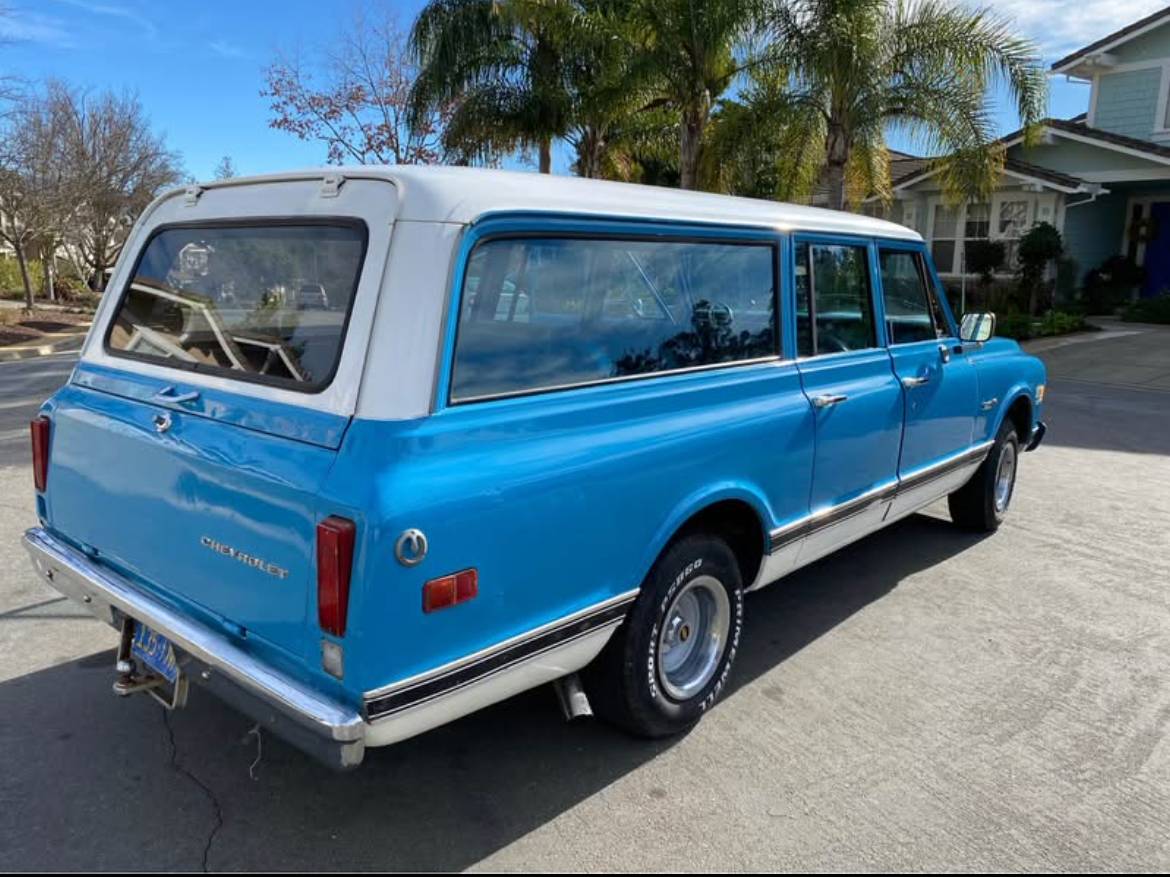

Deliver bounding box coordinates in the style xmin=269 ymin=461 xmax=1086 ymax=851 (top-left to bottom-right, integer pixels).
xmin=22 ymin=527 xmax=366 ymax=769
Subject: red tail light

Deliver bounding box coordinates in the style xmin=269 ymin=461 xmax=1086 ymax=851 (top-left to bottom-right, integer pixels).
xmin=30 ymin=416 xmax=50 ymax=492
xmin=317 ymin=516 xmax=356 ymax=636
xmin=423 ymin=569 xmax=478 ymax=613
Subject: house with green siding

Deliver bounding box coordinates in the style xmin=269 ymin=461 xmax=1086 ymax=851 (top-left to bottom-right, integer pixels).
xmin=870 ymin=5 xmax=1170 ymax=299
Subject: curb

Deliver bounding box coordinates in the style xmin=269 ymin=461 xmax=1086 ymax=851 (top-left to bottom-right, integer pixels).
xmin=0 ymin=328 xmax=89 ymax=362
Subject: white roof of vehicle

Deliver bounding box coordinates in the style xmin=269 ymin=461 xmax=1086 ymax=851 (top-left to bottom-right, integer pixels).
xmin=195 ymin=165 xmax=921 ymax=241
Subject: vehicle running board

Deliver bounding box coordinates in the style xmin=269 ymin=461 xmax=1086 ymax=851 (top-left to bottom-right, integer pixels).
xmin=553 ymin=673 xmax=593 ymax=721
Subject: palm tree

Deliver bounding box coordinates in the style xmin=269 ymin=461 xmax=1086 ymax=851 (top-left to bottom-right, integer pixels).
xmin=760 ymin=0 xmax=1046 ymax=210
xmin=409 ymin=0 xmax=572 ymax=173
xmin=622 ymin=0 xmax=763 ymax=190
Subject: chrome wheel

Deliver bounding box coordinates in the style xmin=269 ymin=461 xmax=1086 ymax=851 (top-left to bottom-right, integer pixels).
xmin=657 ymin=575 xmax=730 ymax=701
xmin=994 ymin=441 xmax=1017 ymax=513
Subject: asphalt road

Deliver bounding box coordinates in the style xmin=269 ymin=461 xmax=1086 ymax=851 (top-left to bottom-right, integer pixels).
xmin=1 ymin=328 xmax=1168 ymax=871
xmin=0 ymin=352 xmax=78 ymax=466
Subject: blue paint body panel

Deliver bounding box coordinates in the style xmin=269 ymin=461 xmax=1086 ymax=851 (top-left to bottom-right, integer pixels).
xmin=326 ymin=360 xmax=815 ymax=694
xmin=35 ymin=210 xmax=1048 ymax=717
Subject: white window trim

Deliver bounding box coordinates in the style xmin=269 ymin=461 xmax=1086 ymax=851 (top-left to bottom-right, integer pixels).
xmin=1155 ymin=61 xmax=1170 ymax=134
xmin=1121 ymin=195 xmax=1170 ymax=267
xmin=928 ymin=196 xmax=1042 ymax=278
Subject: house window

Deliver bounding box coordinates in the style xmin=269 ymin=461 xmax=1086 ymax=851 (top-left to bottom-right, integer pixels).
xmin=962 ymin=203 xmax=991 ymax=272
xmin=931 ymin=205 xmax=959 ymax=273
xmin=997 ymin=200 xmax=1029 ymax=268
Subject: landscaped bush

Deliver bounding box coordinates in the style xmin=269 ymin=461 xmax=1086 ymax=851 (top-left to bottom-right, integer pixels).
xmin=995 ymin=309 xmax=1089 ymax=341
xmin=1082 ymin=255 xmax=1143 ymax=314
xmin=0 ymin=256 xmax=42 ymax=295
xmin=1016 ymin=222 xmax=1063 ymax=314
xmin=0 ymin=255 xmax=92 ymax=304
xmin=1122 ymin=294 xmax=1170 ymax=324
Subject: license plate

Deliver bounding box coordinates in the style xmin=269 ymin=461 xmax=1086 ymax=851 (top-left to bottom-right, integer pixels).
xmin=130 ymin=622 xmax=179 ymax=684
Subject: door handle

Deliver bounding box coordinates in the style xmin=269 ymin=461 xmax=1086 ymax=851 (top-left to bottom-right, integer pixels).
xmin=153 ymin=385 xmax=200 ymax=405
xmin=812 ymin=393 xmax=848 ymax=408
xmin=901 ymin=375 xmax=930 ymax=389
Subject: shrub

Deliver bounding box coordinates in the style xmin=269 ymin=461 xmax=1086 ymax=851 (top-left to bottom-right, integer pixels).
xmin=1123 ymin=293 xmax=1170 ymax=324
xmin=965 ymin=240 xmax=1005 ymax=287
xmin=1016 ymin=222 xmax=1063 ymax=314
xmin=995 ymin=309 xmax=1087 ymax=340
xmin=1082 ymin=254 xmax=1143 ymax=314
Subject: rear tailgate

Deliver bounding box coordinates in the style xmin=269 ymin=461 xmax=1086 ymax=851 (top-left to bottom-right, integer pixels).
xmin=40 ymin=175 xmax=396 ymax=671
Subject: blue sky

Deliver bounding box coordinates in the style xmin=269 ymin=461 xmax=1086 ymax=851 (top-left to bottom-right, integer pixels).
xmin=0 ymin=0 xmax=1163 ymax=180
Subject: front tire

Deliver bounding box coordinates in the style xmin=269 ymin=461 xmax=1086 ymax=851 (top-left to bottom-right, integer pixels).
xmin=948 ymin=418 xmax=1021 ymax=532
xmin=584 ymin=534 xmax=744 ymax=738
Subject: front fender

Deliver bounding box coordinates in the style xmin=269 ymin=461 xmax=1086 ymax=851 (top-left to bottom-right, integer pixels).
xmin=971 ymin=338 xmax=1046 ymax=443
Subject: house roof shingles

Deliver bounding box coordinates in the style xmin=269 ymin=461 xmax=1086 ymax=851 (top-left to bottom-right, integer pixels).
xmin=1050 ymin=4 xmax=1170 ymax=72
xmin=890 ymin=116 xmax=1170 ymax=191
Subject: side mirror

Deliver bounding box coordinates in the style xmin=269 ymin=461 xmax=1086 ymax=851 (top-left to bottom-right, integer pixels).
xmin=960 ymin=312 xmax=996 ymax=343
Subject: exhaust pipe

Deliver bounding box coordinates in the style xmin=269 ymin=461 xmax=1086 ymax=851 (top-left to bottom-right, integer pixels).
xmin=553 ymin=673 xmax=593 ymax=721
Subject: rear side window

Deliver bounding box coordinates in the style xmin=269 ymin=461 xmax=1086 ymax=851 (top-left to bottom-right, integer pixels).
xmin=451 ymin=236 xmax=777 ymax=401
xmin=879 ymin=249 xmax=947 ymax=344
xmin=795 ymin=242 xmax=876 ymax=357
xmin=106 ymin=222 xmax=367 ymax=391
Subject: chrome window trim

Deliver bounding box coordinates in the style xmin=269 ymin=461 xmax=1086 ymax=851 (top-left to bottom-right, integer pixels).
xmin=446 ymin=226 xmax=783 ymax=406
xmin=449 ymin=355 xmax=791 ymax=406
xmin=767 ymin=440 xmax=993 ymax=552
xmin=796 ymin=346 xmax=895 ymax=364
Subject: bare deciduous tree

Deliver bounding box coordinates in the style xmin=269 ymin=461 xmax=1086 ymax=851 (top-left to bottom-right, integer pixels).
xmin=48 ymin=82 xmax=184 ymax=290
xmin=0 ymin=88 xmax=74 ymax=308
xmin=262 ymin=8 xmax=454 ymax=165
xmin=213 ymin=155 xmax=237 ymax=180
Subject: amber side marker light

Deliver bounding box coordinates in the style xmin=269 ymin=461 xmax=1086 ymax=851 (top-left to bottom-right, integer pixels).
xmin=423 ymin=569 xmax=478 ymax=613
xmin=30 ymin=416 xmax=51 ymax=492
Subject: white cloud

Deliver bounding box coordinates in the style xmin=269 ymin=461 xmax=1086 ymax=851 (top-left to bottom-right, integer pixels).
xmin=52 ymin=0 xmax=159 ymax=40
xmin=979 ymin=0 xmax=1168 ymax=60
xmin=208 ymin=39 xmax=249 ymax=60
xmin=0 ymin=11 xmax=76 ymax=48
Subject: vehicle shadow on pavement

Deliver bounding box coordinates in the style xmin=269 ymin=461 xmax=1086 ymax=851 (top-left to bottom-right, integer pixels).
xmin=0 ymin=512 xmax=987 ymax=872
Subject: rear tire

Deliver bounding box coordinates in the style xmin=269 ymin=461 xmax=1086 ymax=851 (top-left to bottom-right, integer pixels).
xmin=584 ymin=533 xmax=743 ymax=738
xmin=948 ymin=418 xmax=1021 ymax=532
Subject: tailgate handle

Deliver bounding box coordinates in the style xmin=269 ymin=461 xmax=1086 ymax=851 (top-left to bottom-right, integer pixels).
xmin=153 ymin=386 xmax=200 ymax=405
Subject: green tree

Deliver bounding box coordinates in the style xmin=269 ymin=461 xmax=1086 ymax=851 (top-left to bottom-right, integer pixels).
xmin=622 ymin=0 xmax=763 ymax=190
xmin=760 ymin=0 xmax=1046 ymax=210
xmin=1016 ymin=221 xmax=1062 ymax=315
xmin=409 ymin=0 xmax=575 ymax=173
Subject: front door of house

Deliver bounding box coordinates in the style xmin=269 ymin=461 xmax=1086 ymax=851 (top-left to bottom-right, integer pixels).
xmin=1143 ymin=203 xmax=1170 ymax=298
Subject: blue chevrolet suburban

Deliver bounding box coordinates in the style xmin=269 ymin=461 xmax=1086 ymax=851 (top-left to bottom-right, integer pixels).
xmin=24 ymin=167 xmax=1047 ymax=768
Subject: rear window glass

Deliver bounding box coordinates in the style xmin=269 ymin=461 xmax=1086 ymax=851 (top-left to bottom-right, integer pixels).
xmin=106 ymin=223 xmax=366 ymax=391
xmin=451 ymin=236 xmax=777 ymax=401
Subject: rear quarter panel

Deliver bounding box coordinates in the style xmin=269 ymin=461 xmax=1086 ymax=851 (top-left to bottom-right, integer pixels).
xmin=327 ymin=363 xmax=814 ymax=696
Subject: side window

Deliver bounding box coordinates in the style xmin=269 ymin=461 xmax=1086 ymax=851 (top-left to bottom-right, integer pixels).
xmin=451 ymin=235 xmax=777 ymax=401
xmin=879 ymin=249 xmax=948 ymax=344
xmin=795 ymin=241 xmax=876 ymax=357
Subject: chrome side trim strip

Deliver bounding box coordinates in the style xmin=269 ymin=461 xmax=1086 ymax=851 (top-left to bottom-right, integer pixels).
xmin=895 ymin=440 xmax=993 ymax=495
xmin=769 ymin=480 xmax=898 ymax=552
xmin=767 ymin=441 xmax=993 ymax=553
xmin=363 ymin=589 xmax=638 ymax=719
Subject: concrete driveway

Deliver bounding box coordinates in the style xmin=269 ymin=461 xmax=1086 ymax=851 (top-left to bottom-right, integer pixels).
xmin=1 ymin=327 xmax=1168 ymax=871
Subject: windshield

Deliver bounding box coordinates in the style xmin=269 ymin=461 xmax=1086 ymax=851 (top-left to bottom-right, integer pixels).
xmin=106 ymin=222 xmax=367 ymax=391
